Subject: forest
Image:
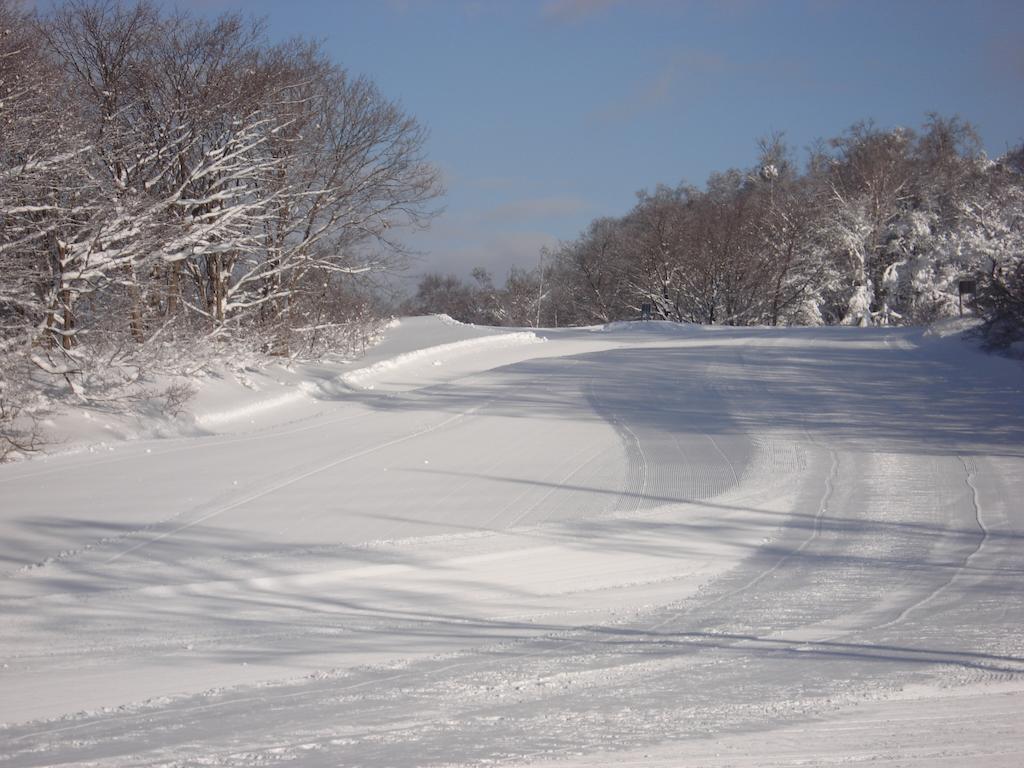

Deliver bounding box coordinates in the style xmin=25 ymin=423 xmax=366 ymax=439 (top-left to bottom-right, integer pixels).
xmin=410 ymin=120 xmax=1024 ymax=340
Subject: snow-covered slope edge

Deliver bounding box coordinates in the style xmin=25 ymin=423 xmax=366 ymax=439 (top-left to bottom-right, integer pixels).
xmin=22 ymin=317 xmax=548 ymax=458
xmin=341 ymin=330 xmax=544 ymax=389
xmin=192 ymin=328 xmax=545 ymax=427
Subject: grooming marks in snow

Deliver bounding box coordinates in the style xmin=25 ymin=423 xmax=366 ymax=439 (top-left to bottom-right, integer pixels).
xmin=1 ymin=321 xmax=1023 ymax=766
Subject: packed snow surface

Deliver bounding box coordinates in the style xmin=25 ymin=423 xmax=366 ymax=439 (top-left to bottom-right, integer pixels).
xmin=1 ymin=315 xmax=1023 ymax=766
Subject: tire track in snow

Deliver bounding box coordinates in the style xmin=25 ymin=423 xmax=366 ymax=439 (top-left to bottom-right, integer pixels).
xmin=533 ymin=337 xmax=786 ymax=641
xmin=867 ymin=455 xmax=990 ymax=633
xmin=656 ymin=372 xmax=743 ymax=502
xmin=512 ymin=341 xmax=777 ymax=640
xmin=584 ymin=377 xmax=648 ymax=515
xmin=645 ymin=446 xmax=837 ymax=634
xmin=637 ymin=337 xmax=822 ymax=632
xmin=613 ymin=421 xmax=650 ymax=513
xmin=706 ymin=432 xmax=740 ymax=487
xmin=668 ymin=431 xmax=737 ymax=501
xmin=634 ymin=333 xmax=834 ymax=637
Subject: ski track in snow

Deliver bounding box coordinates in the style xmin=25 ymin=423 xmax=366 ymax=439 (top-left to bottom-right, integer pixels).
xmin=647 ymin=445 xmax=837 ymax=632
xmin=1 ymin=320 xmax=1023 ymax=767
xmin=866 ymin=455 xmax=990 ymax=634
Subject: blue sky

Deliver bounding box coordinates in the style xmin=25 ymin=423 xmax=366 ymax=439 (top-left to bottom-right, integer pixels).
xmin=180 ymin=1 xmax=1023 ymax=279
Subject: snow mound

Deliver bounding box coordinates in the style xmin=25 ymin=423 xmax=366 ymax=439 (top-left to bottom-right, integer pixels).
xmin=434 ymin=313 xmax=466 ymax=327
xmin=194 ymin=382 xmax=319 ymax=429
xmin=923 ymin=316 xmax=984 ymax=339
xmin=341 ymin=331 xmax=544 ymax=389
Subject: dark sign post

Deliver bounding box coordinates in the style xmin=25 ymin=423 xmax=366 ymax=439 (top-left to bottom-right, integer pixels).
xmin=958 ymin=279 xmax=977 ymax=316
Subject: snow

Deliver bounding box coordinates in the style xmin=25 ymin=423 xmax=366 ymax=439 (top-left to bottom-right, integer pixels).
xmin=1 ymin=317 xmax=1023 ymax=766
xmin=340 ymin=328 xmax=544 ymax=389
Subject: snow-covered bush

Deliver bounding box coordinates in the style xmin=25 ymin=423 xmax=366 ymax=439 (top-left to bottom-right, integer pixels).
xmin=976 ymin=262 xmax=1024 ymax=351
xmin=0 ymin=360 xmax=46 ymax=462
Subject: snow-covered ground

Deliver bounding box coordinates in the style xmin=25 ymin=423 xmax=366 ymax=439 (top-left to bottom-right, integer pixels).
xmin=1 ymin=315 xmax=1023 ymax=767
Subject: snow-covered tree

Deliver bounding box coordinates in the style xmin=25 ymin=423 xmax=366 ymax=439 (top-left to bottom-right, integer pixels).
xmin=1 ymin=0 xmax=441 ymax=434
xmin=548 ymin=218 xmax=632 ymax=324
xmin=955 ymin=146 xmax=1024 ymax=347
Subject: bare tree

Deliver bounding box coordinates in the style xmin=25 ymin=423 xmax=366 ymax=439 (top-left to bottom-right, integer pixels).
xmin=1 ymin=0 xmax=442 ymax=449
xmin=550 ymin=218 xmax=632 ymax=324
xmin=248 ymin=40 xmax=442 ymax=351
xmin=31 ymin=1 xmax=440 ymax=350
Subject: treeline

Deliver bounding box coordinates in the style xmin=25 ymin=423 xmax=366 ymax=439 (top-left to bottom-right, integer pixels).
xmin=0 ymin=0 xmax=441 ymax=455
xmin=411 ymin=116 xmax=1023 ymax=339
xmin=405 ymin=267 xmax=549 ymax=328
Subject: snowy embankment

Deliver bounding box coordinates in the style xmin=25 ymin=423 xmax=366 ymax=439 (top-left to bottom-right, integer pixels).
xmin=339 ymin=328 xmax=543 ymax=390
xmin=188 ymin=317 xmax=544 ymax=431
xmin=1 ymin=317 xmax=1023 ymax=767
xmin=38 ymin=316 xmax=546 ymax=448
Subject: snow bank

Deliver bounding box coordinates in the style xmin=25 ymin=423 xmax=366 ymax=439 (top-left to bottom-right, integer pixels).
xmin=341 ymin=330 xmax=545 ymax=389
xmin=189 ymin=320 xmax=545 ymax=428
xmin=193 ymin=381 xmax=319 ymax=429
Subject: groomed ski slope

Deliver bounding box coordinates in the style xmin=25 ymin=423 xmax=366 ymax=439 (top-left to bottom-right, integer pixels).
xmin=1 ymin=316 xmax=1023 ymax=767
